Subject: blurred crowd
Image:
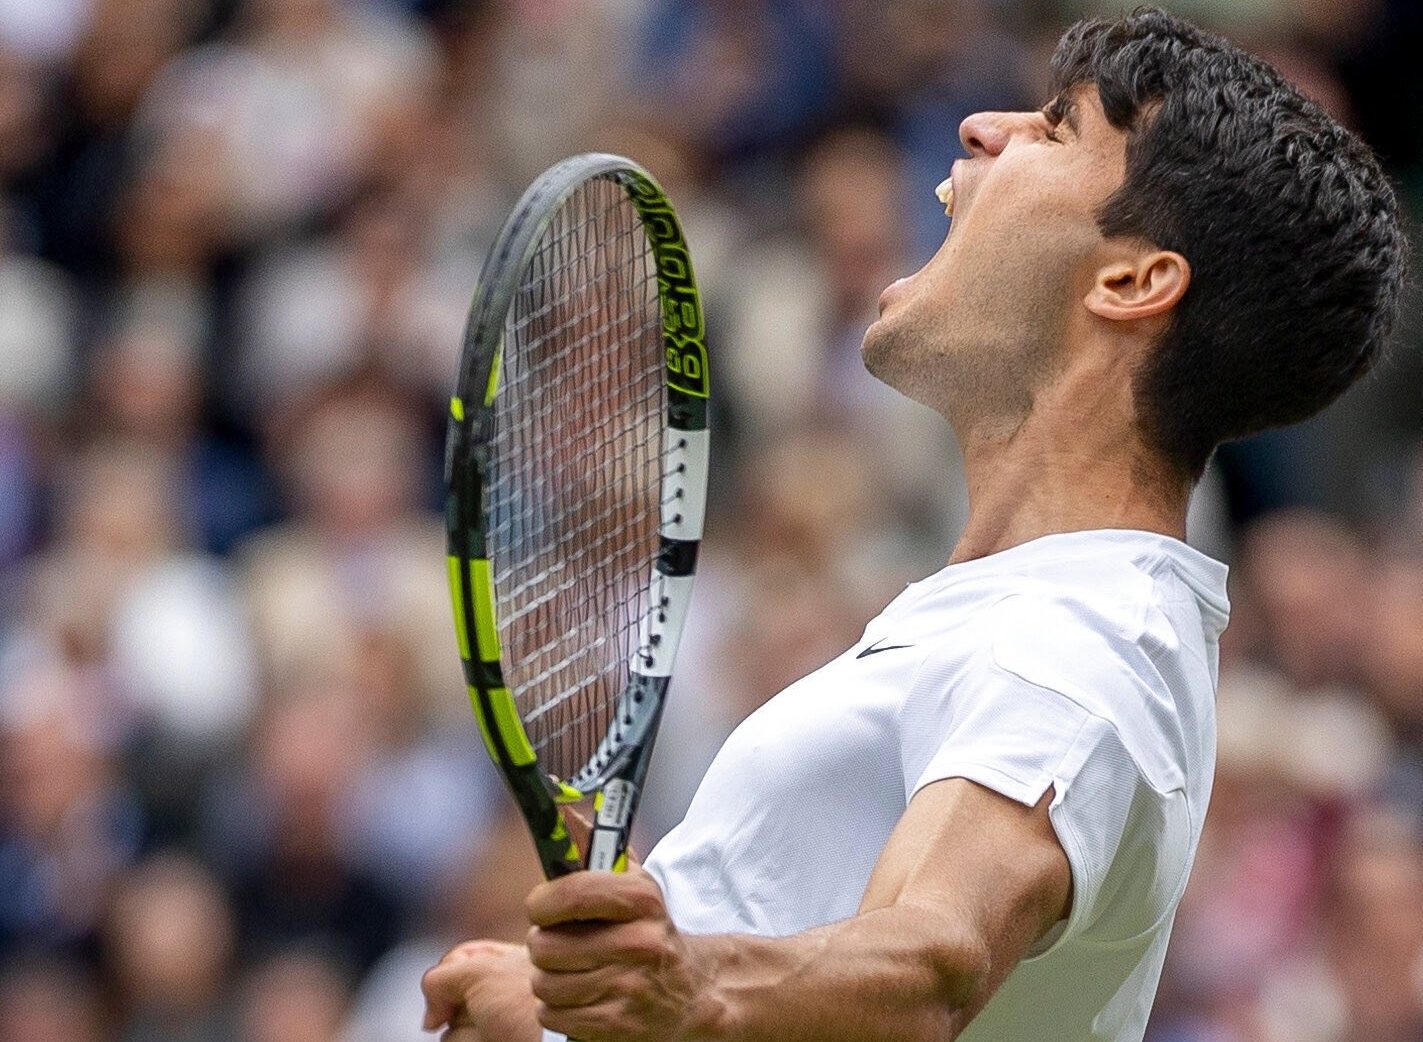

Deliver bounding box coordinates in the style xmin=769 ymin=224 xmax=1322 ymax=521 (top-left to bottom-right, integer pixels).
xmin=0 ymin=1 xmax=1420 ymax=1041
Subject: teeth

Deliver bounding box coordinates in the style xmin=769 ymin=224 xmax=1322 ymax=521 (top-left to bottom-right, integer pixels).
xmin=935 ymin=176 xmax=955 ymax=217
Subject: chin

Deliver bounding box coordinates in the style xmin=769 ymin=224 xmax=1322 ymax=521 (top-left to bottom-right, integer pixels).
xmin=861 ymin=313 xmax=910 ymax=393
xmin=860 ymin=317 xmax=890 ymax=376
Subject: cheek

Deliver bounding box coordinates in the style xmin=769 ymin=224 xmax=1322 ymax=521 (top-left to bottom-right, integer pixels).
xmin=973 ymin=153 xmax=1106 ymax=249
xmin=953 ymin=193 xmax=1100 ymax=306
xmin=885 ymin=164 xmax=1104 ymax=324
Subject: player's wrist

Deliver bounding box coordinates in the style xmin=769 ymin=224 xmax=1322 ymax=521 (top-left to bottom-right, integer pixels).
xmin=678 ymin=935 xmax=739 ymax=1042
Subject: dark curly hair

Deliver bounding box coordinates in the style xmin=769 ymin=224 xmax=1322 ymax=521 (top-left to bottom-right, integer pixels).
xmin=1050 ymin=7 xmax=1407 ymax=481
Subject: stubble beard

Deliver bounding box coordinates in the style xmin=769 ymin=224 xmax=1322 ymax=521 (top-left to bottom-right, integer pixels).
xmin=864 ymin=304 xmax=1049 ymax=440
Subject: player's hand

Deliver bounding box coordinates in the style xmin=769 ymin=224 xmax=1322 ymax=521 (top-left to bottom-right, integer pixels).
xmin=421 ymin=940 xmax=542 ymax=1042
xmin=525 ymin=865 xmax=718 ymax=1042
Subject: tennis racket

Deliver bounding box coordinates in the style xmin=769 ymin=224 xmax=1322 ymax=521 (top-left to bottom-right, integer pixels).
xmin=445 ymin=153 xmax=709 ymax=880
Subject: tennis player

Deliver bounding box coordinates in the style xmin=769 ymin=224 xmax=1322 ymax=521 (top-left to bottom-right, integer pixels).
xmin=423 ymin=8 xmax=1405 ymax=1041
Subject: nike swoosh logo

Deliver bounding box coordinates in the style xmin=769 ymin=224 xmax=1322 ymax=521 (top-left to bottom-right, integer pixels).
xmin=856 ymin=638 xmax=915 ymax=659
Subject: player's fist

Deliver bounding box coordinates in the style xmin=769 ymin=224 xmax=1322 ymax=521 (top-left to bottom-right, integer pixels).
xmin=524 ymin=866 xmax=720 ymax=1042
xmin=421 ymin=940 xmax=542 ymax=1042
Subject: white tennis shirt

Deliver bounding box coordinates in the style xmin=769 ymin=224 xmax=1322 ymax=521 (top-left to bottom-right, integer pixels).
xmin=548 ymin=529 xmax=1230 ymax=1042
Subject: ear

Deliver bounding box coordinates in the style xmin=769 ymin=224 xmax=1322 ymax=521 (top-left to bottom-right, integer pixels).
xmin=1084 ymin=251 xmax=1191 ymax=323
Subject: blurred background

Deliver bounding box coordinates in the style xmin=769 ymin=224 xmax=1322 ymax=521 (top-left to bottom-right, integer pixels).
xmin=0 ymin=0 xmax=1420 ymax=1040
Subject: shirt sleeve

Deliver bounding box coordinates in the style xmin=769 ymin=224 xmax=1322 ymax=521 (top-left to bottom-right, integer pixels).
xmin=898 ymin=595 xmax=1194 ymax=950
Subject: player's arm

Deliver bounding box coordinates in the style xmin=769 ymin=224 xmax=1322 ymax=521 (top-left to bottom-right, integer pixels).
xmin=486 ymin=776 xmax=1070 ymax=1042
xmin=719 ymin=777 xmax=1070 ymax=1039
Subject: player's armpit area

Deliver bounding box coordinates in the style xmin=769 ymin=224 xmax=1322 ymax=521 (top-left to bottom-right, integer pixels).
xmin=859 ymin=778 xmax=1072 ymax=1022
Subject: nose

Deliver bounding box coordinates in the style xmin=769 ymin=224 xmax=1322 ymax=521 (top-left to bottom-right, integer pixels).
xmin=958 ymin=110 xmax=1037 ymax=158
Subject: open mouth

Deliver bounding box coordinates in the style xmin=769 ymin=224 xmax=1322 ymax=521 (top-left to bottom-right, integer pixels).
xmin=935 ymin=175 xmax=955 ymax=217
xmin=875 ymin=170 xmax=960 ymax=317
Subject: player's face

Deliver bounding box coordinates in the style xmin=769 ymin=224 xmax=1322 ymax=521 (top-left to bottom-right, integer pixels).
xmin=863 ymin=86 xmax=1131 ymax=430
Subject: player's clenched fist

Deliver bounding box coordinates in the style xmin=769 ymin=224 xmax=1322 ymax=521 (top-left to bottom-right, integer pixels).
xmin=524 ymin=865 xmax=723 ymax=1042
xmin=421 ymin=940 xmax=542 ymax=1042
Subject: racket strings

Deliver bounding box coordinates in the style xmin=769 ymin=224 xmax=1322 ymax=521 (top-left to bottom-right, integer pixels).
xmin=488 ymin=175 xmax=666 ymax=781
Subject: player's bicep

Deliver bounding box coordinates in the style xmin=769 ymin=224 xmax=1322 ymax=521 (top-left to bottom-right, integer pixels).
xmin=859 ymin=778 xmax=1071 ymax=1014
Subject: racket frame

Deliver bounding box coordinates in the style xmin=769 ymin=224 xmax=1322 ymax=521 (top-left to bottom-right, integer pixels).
xmin=445 ymin=153 xmax=709 ymax=879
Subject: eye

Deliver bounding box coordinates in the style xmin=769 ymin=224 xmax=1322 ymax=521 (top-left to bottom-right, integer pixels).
xmin=1041 ymin=97 xmax=1071 ymax=143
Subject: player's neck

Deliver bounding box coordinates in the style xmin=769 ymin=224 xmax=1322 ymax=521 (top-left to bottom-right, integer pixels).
xmin=948 ymin=376 xmax=1190 ymax=567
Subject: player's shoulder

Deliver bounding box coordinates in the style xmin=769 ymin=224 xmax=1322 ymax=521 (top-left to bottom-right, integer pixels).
xmin=995 ymin=529 xmax=1223 ymax=627
xmin=1005 ymin=532 xmax=1222 ymax=666
xmin=931 ymin=534 xmax=1226 ymax=795
xmin=906 ymin=530 xmax=1225 ymax=663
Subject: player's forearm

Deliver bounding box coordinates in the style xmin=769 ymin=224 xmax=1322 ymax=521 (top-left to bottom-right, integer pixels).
xmin=685 ymin=904 xmax=987 ymax=1042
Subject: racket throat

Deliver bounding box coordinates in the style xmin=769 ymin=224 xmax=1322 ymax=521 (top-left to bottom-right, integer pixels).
xmin=581 ymin=690 xmax=665 ymax=873
xmin=587 ymin=778 xmax=638 ymax=871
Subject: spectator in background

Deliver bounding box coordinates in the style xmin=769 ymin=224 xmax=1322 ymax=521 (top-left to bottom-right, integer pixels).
xmin=4 ymin=440 xmax=258 ymax=843
xmin=722 ymin=125 xmax=887 ymax=435
xmin=85 ymin=316 xmax=277 ymax=554
xmin=0 ymin=657 xmax=143 ymax=959
xmin=0 ymin=411 xmax=39 ymax=573
xmin=1237 ymin=511 xmax=1371 ymax=691
xmin=238 ymin=380 xmax=457 ymax=718
xmin=342 ymin=636 xmax=500 ymax=911
xmin=1308 ymin=811 xmax=1423 ymax=1042
xmin=1364 ymin=551 xmax=1423 ymax=827
xmin=0 ymin=955 xmax=108 ymax=1042
xmin=0 ymin=196 xmax=73 ymax=572
xmin=200 ymin=680 xmax=402 ymax=977
xmin=481 ymin=0 xmax=627 ymax=186
xmin=103 ymin=854 xmax=236 ymax=1042
xmin=0 ymin=203 xmax=75 ymax=419
xmin=20 ymin=0 xmax=195 ymax=283
xmin=1155 ymin=667 xmax=1383 ymax=1041
xmin=236 ymin=948 xmax=354 ymax=1042
xmin=134 ymin=0 xmax=440 ymax=240
xmin=237 ymin=192 xmax=476 ymax=410
xmin=1230 ymin=809 xmax=1423 ymax=1042
xmin=634 ymin=0 xmax=837 ymax=171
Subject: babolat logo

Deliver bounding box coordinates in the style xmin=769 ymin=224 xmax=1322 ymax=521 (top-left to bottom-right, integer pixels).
xmin=624 ymin=175 xmax=710 ymax=399
xmin=656 ymin=243 xmax=708 ymax=398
